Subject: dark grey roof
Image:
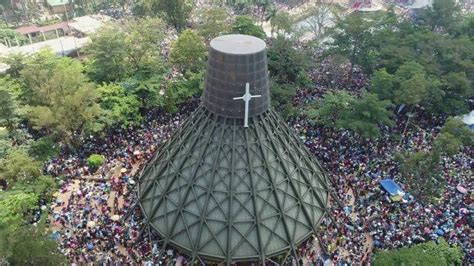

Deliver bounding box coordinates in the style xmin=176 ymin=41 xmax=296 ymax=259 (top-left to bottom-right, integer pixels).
xmin=138 ymin=107 xmax=330 ymax=263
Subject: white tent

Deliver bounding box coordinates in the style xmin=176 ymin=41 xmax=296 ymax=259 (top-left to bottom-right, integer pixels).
xmin=460 ymin=110 xmax=474 ymax=126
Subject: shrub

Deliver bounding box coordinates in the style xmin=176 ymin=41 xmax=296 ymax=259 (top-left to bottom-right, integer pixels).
xmin=87 ymin=154 xmax=104 ymax=167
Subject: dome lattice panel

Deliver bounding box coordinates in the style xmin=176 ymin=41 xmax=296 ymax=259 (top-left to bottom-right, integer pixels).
xmin=138 ymin=107 xmax=330 ymax=263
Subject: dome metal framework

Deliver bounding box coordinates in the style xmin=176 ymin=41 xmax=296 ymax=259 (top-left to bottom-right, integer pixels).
xmin=137 ymin=35 xmax=332 ymax=264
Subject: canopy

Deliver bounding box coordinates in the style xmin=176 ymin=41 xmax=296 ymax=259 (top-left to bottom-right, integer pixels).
xmin=379 ymin=179 xmax=403 ymax=196
xmin=460 ymin=110 xmax=474 ymax=125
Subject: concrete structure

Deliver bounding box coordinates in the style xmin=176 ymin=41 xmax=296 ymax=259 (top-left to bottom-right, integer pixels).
xmin=68 ymin=15 xmax=111 ymax=37
xmin=138 ymin=35 xmax=331 ymax=264
xmin=46 ymin=0 xmax=72 ymax=14
xmin=16 ymin=22 xmax=70 ymax=44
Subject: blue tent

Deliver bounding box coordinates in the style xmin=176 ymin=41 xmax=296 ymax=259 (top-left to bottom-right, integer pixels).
xmin=379 ymin=179 xmax=403 ymax=196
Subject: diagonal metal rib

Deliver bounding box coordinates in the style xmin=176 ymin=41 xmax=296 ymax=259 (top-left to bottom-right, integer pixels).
xmin=161 ymin=113 xmax=220 ymax=256
xmin=265 ymin=111 xmax=334 ymax=223
xmin=243 ymin=122 xmax=266 ymax=264
xmin=193 ymin=118 xmax=228 ymax=259
xmin=269 ymin=110 xmax=343 ymax=208
xmin=226 ymin=119 xmax=236 ymax=265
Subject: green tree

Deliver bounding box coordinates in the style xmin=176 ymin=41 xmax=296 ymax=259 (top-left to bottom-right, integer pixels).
xmin=145 ymin=0 xmax=193 ymax=32
xmin=373 ymin=238 xmax=463 ymax=266
xmin=0 ymin=77 xmax=23 ymax=132
xmin=393 ymin=61 xmax=429 ymax=106
xmin=271 ymin=82 xmax=297 ymax=120
xmin=170 ymin=30 xmax=207 ymax=74
xmin=0 ymin=222 xmax=66 ymax=265
xmin=454 ymin=14 xmax=474 ymax=37
xmin=85 ymin=19 xmax=167 ymax=83
xmin=87 ymin=154 xmax=104 ymax=167
xmin=307 ymin=91 xmax=394 ymax=138
xmin=428 ymin=71 xmax=473 ymax=115
xmin=304 ymin=0 xmax=341 ymax=40
xmin=195 ymin=6 xmax=230 ymax=41
xmin=0 ymin=192 xmax=38 ymax=227
xmin=231 ymin=15 xmax=266 ymax=39
xmin=0 ymin=129 xmax=12 ymax=158
xmin=270 ymin=10 xmax=292 ymax=36
xmin=1 ymin=53 xmax=27 ymax=78
xmin=97 ymin=83 xmax=141 ymax=128
xmin=271 ymin=82 xmax=296 ymax=108
xmin=267 ymin=36 xmax=308 ymax=84
xmin=398 ymin=150 xmax=443 ymax=202
xmin=121 ymin=74 xmax=166 ymax=109
xmin=0 ymin=26 xmax=27 ymax=47
xmin=306 ymin=90 xmax=354 ymax=127
xmin=329 ymin=12 xmax=377 ymax=77
xmin=370 ymin=68 xmax=396 ymax=101
xmin=21 ymin=52 xmax=103 ymax=143
xmin=0 ymin=149 xmax=42 ymax=183
xmin=338 ymin=92 xmax=394 ymax=138
xmin=0 ymin=87 xmax=17 ymax=132
xmin=29 ymin=137 xmax=59 ymax=162
xmin=84 ymin=25 xmax=128 ymax=83
xmin=434 ymin=117 xmax=473 ymax=156
xmin=161 ymin=71 xmax=203 ymax=113
xmin=418 ymin=0 xmax=461 ymax=32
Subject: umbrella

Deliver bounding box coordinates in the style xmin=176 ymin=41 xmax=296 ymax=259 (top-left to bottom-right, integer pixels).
xmin=391 ymin=195 xmax=402 ymax=202
xmin=111 ymin=214 xmax=120 ymax=221
xmin=87 ymin=221 xmax=96 ymax=227
xmin=456 ymin=185 xmax=467 ymax=194
xmin=120 ymin=168 xmax=127 ymax=173
xmin=87 ymin=243 xmax=94 ymax=251
xmin=50 ymin=230 xmax=61 ymax=240
xmin=435 ymin=229 xmax=444 ymax=236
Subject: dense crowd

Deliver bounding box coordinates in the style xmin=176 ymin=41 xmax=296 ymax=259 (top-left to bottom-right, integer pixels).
xmin=46 ymin=102 xmax=198 ymax=264
xmin=42 ymin=54 xmax=472 ymax=265
xmin=290 ymin=62 xmax=473 ymax=265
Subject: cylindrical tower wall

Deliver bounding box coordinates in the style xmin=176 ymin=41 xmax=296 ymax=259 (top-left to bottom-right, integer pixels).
xmin=202 ymin=34 xmax=271 ymax=118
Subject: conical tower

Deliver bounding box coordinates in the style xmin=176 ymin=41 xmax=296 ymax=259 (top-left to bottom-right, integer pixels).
xmin=138 ymin=34 xmax=331 ymax=264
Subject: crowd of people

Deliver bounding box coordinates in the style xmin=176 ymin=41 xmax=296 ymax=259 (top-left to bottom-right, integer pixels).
xmin=46 ymin=102 xmax=198 ymax=264
xmin=289 ymin=61 xmax=473 ymax=265
xmin=41 ymin=47 xmax=473 ymax=266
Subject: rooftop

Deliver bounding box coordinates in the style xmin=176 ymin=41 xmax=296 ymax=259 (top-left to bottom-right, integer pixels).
xmin=210 ymin=34 xmax=266 ymax=55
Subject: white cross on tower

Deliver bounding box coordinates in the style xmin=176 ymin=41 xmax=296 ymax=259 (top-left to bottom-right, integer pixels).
xmin=233 ymin=83 xmax=261 ymax=128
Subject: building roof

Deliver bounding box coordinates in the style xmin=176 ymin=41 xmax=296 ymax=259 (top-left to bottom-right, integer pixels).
xmin=210 ymin=34 xmax=266 ymax=55
xmin=16 ymin=22 xmax=69 ymax=35
xmin=138 ymin=34 xmax=330 ymax=264
xmin=46 ymin=0 xmax=70 ymax=6
xmin=4 ymin=36 xmax=90 ymax=56
xmin=68 ymin=16 xmax=105 ymax=35
xmin=138 ymin=107 xmax=330 ymax=263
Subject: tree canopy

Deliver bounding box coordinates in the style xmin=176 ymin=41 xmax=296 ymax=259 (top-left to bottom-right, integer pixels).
xmin=144 ymin=0 xmax=193 ymax=32
xmin=20 ymin=52 xmax=103 ymax=143
xmin=267 ymin=36 xmax=308 ymax=84
xmin=306 ymin=90 xmax=394 ymax=138
xmin=195 ymin=6 xmax=231 ymax=41
xmin=373 ymin=238 xmax=463 ymax=266
xmin=85 ymin=19 xmax=167 ymax=83
xmin=231 ymin=15 xmax=266 ymax=39
xmin=170 ymin=30 xmax=207 ymax=74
